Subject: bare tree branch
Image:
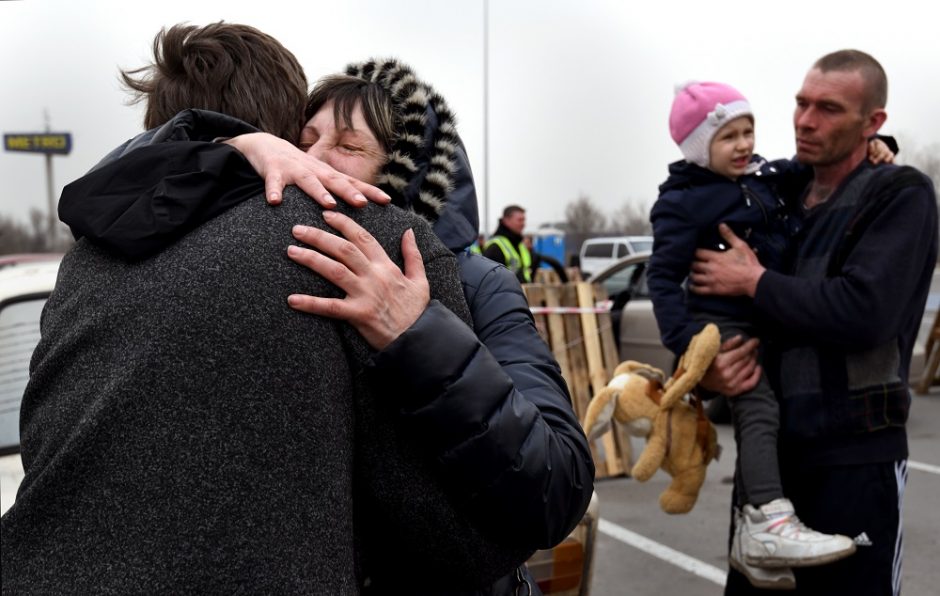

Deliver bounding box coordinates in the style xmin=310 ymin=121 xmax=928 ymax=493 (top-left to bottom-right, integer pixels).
xmin=564 ymin=194 xmax=607 ymax=234
xmin=609 ymin=200 xmax=653 ymax=235
xmin=0 ymin=208 xmax=74 ymax=255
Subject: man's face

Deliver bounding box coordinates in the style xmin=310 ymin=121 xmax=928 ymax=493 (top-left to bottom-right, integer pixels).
xmin=299 ymin=100 xmax=387 ymax=183
xmin=708 ymin=116 xmax=755 ymax=180
xmin=793 ymin=68 xmax=879 ymax=166
xmin=503 ymin=211 xmax=526 ymax=235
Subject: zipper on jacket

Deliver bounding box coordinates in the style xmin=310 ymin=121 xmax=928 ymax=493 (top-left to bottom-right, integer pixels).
xmin=514 ymin=565 xmax=532 ymax=596
xmin=740 ymin=182 xmax=770 ymax=226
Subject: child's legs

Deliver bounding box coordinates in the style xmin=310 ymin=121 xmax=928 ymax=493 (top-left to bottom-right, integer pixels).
xmin=731 ymin=368 xmax=784 ymax=507
xmin=701 ymin=315 xmax=784 ymax=507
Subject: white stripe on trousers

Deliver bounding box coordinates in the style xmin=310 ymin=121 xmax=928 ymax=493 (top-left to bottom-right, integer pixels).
xmin=892 ymin=459 xmax=907 ymax=596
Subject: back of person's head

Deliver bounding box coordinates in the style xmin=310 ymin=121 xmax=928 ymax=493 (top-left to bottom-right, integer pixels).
xmin=812 ymin=49 xmax=887 ymax=113
xmin=669 ymin=81 xmax=753 ymax=169
xmin=305 ymin=74 xmax=397 ymax=153
xmin=502 ymin=205 xmax=525 ymax=219
xmin=121 ymin=22 xmax=308 ymax=141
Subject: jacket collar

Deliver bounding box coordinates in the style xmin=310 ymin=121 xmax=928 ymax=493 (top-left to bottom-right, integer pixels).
xmin=493 ymin=222 xmax=523 ymax=246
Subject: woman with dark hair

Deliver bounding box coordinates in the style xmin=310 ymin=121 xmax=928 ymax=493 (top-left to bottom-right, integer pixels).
xmin=60 ymin=58 xmax=594 ymax=595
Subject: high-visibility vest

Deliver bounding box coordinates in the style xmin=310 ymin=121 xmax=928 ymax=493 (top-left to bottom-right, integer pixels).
xmin=485 ymin=235 xmax=532 ymax=283
xmin=469 ymin=243 xmax=483 ymax=255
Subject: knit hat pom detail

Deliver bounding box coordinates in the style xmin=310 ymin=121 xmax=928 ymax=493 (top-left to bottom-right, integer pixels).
xmin=669 ymin=81 xmax=753 ymax=169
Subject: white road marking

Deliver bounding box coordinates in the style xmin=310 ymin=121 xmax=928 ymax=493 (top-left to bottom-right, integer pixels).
xmin=596 ymin=459 xmax=937 ymax=587
xmin=598 ymin=518 xmax=727 ymax=586
xmin=909 ymin=460 xmax=940 ymax=475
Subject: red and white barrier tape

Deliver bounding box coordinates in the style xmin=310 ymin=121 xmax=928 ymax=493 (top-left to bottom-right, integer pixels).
xmin=530 ymin=301 xmax=612 ymax=314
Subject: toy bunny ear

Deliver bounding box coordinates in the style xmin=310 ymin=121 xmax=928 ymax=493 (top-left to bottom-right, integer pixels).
xmin=582 ymin=387 xmax=618 ymax=441
xmin=660 ymin=323 xmax=721 ymax=409
xmin=613 ymin=360 xmax=637 ymax=377
xmin=613 ymin=360 xmax=665 ymax=380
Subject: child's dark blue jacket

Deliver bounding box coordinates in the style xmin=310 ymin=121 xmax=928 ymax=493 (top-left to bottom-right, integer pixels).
xmin=648 ymin=156 xmax=807 ymax=356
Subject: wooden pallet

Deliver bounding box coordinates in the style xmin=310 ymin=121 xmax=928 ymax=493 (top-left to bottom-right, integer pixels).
xmin=524 ymin=281 xmax=633 ymax=479
xmin=532 ymin=267 xmax=584 ymax=285
xmin=916 ymin=309 xmax=940 ymax=394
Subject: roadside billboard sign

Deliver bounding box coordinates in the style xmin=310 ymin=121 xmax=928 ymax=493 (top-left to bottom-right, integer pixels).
xmin=4 ymin=132 xmax=72 ymax=155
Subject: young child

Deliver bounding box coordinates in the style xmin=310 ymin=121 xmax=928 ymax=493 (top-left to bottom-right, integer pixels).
xmin=647 ymin=82 xmax=862 ymax=590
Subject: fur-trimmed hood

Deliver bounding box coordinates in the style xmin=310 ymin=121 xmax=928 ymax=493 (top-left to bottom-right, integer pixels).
xmin=344 ymin=58 xmax=479 ymax=252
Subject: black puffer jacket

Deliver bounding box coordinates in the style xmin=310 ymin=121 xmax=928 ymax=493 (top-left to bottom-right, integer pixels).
xmin=361 ymin=253 xmax=592 ymax=595
xmin=649 ymin=156 xmax=805 ymax=356
xmin=59 ymin=103 xmax=593 ymax=593
xmin=373 ymin=250 xmax=591 ymax=545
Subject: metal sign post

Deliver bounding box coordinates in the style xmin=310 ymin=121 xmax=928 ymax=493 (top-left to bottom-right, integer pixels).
xmin=45 ymin=152 xmax=55 ymax=238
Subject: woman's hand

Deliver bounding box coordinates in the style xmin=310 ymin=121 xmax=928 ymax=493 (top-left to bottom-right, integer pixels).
xmin=286 ymin=211 xmax=429 ymax=350
xmin=224 ymin=133 xmax=391 ymax=208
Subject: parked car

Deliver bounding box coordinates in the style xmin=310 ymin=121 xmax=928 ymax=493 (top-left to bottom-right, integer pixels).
xmin=0 ymin=253 xmax=596 ymax=595
xmin=579 ymin=236 xmax=653 ymax=279
xmin=589 ymin=252 xmax=671 ymax=372
xmin=0 ymin=254 xmax=61 ymax=514
xmin=0 ymin=253 xmax=65 ymax=270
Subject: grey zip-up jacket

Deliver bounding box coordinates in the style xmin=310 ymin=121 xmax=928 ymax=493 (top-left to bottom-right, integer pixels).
xmin=2 ymin=190 xmax=475 ymax=594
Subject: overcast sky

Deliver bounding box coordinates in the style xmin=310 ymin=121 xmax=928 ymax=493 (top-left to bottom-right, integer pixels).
xmin=2 ymin=0 xmax=938 ymax=236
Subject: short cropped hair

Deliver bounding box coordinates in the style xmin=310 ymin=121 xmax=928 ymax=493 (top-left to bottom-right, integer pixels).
xmin=813 ymin=49 xmax=888 ymax=113
xmin=304 ymin=74 xmax=397 ymax=152
xmin=502 ymin=205 xmax=526 ymax=218
xmin=121 ymin=22 xmax=308 ymax=141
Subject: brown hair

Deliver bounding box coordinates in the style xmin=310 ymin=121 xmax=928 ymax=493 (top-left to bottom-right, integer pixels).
xmin=813 ymin=49 xmax=888 ymax=113
xmin=304 ymin=74 xmax=397 ymax=152
xmin=502 ymin=205 xmax=526 ymax=218
xmin=121 ymin=22 xmax=308 ymax=141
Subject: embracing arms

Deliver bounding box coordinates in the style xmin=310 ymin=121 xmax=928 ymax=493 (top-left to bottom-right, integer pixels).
xmin=289 ymin=214 xmax=594 ymax=549
xmin=59 ymin=110 xmax=389 ymax=259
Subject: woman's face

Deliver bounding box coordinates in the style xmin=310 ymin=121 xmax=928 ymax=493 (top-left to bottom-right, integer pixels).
xmin=298 ymin=100 xmax=387 ymax=183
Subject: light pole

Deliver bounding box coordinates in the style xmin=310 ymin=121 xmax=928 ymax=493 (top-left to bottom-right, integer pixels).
xmin=43 ymin=109 xmax=56 ymax=242
xmin=482 ymin=0 xmax=490 ymax=236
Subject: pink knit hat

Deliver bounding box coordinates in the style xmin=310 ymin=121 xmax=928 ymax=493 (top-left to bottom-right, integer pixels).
xmin=669 ymin=81 xmax=753 ymax=168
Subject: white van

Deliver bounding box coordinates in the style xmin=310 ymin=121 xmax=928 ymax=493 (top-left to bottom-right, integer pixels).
xmin=579 ymin=236 xmax=653 ymax=279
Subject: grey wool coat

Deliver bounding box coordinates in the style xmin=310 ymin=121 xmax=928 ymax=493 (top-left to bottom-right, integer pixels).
xmin=1 ymin=190 xmax=523 ymax=594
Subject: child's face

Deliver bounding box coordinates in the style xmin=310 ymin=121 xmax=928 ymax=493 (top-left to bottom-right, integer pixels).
xmin=708 ymin=116 xmax=755 ymax=179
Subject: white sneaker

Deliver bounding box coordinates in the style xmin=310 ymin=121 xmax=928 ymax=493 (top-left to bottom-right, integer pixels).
xmin=729 ymin=507 xmax=796 ymax=590
xmin=739 ymin=498 xmax=857 ymax=568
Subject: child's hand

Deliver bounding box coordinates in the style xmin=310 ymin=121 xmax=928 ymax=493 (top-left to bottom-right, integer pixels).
xmin=867 ymin=138 xmax=895 ymax=165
